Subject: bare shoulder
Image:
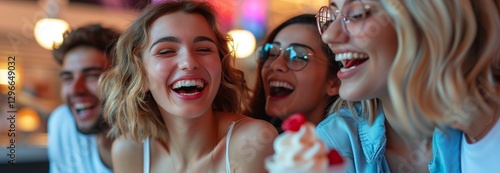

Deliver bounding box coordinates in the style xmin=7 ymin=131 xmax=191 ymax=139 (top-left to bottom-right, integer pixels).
xmin=111 ymin=135 xmax=144 ymax=173
xmin=219 ymin=112 xmax=278 ymax=140
xmin=222 ymin=113 xmax=277 ymax=173
xmin=235 ymin=117 xmax=277 ymax=137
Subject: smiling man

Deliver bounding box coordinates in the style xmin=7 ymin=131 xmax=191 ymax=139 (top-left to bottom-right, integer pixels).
xmin=47 ymin=24 xmax=120 ymax=173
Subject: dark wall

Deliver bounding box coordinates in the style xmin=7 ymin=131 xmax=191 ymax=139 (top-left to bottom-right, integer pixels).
xmin=0 ymin=162 xmax=49 ymax=173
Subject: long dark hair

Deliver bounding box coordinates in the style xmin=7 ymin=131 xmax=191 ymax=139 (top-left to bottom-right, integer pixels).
xmin=246 ymin=14 xmax=339 ymax=132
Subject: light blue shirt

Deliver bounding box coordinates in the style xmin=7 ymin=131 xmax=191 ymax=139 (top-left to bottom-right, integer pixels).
xmin=316 ymin=103 xmax=462 ymax=173
xmin=48 ymin=105 xmax=113 ymax=173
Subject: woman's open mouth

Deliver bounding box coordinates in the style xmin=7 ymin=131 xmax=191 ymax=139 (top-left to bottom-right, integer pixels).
xmin=268 ymin=81 xmax=295 ymax=98
xmin=336 ymin=52 xmax=369 ymax=73
xmin=171 ymin=79 xmax=206 ymax=96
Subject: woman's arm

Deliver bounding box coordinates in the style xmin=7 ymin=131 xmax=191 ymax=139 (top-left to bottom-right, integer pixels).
xmin=230 ymin=119 xmax=278 ymax=173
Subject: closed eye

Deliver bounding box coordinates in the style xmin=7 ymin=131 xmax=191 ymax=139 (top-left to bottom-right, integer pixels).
xmin=61 ymin=75 xmax=72 ymax=83
xmin=347 ymin=9 xmax=372 ymax=22
xmin=59 ymin=72 xmax=72 ymax=83
xmin=268 ymin=53 xmax=279 ymax=57
xmin=156 ymin=49 xmax=177 ymax=57
xmin=157 ymin=49 xmax=176 ymax=56
xmin=196 ymin=47 xmax=214 ymax=53
xmin=292 ymin=55 xmax=309 ymax=61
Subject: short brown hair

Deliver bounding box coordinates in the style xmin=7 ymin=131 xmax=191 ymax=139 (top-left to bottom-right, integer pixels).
xmin=53 ymin=24 xmax=121 ymax=65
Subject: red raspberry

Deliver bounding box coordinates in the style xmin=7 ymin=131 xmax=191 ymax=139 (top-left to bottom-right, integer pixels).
xmin=281 ymin=113 xmax=306 ymax=132
xmin=328 ymin=150 xmax=344 ymax=166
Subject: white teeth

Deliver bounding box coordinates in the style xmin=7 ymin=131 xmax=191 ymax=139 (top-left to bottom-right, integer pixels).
xmin=335 ymin=52 xmax=369 ymax=62
xmin=74 ymin=103 xmax=93 ymax=110
xmin=179 ymin=92 xmax=200 ymax=96
xmin=172 ymin=79 xmax=205 ymax=89
xmin=269 ymin=81 xmax=294 ymax=90
xmin=340 ymin=66 xmax=356 ymax=72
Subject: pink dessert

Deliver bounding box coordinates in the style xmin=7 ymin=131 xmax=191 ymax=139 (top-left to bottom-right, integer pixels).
xmin=265 ymin=113 xmax=346 ymax=173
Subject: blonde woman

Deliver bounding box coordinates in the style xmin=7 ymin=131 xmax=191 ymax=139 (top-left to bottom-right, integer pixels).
xmin=316 ymin=0 xmax=500 ymax=172
xmin=99 ymin=1 xmax=277 ymax=173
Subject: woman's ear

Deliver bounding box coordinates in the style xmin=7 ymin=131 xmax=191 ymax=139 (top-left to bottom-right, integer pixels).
xmin=326 ymin=78 xmax=340 ymax=96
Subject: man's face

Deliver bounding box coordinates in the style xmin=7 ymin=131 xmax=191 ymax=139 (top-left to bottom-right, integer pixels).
xmin=60 ymin=46 xmax=107 ymax=134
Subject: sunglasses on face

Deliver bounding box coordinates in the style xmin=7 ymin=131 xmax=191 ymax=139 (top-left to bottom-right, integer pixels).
xmin=257 ymin=43 xmax=315 ymax=71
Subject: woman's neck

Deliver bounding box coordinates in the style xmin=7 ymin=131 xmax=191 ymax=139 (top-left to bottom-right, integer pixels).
xmin=306 ymin=103 xmax=329 ymax=125
xmin=381 ymin=99 xmax=432 ymax=172
xmin=95 ymin=130 xmax=113 ymax=169
xmin=379 ymin=97 xmax=432 ymax=149
xmin=161 ymin=111 xmax=219 ymax=161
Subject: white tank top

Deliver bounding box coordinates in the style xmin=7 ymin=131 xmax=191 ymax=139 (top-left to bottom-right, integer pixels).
xmin=143 ymin=120 xmax=242 ymax=173
xmin=461 ymin=118 xmax=500 ymax=172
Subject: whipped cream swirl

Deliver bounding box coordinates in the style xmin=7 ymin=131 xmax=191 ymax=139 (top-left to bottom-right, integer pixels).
xmin=266 ymin=122 xmax=329 ymax=173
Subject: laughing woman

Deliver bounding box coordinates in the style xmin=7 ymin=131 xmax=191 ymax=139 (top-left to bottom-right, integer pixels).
xmin=99 ymin=1 xmax=277 ymax=173
xmin=248 ymin=14 xmax=340 ymax=132
xmin=316 ymin=0 xmax=500 ymax=172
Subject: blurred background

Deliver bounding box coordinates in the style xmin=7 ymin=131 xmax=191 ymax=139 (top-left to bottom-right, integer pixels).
xmin=0 ymin=0 xmax=324 ymax=172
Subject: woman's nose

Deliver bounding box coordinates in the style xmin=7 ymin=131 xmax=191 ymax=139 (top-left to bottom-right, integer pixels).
xmin=269 ymin=54 xmax=289 ymax=73
xmin=322 ymin=19 xmax=349 ymax=44
xmin=178 ymin=52 xmax=200 ymax=70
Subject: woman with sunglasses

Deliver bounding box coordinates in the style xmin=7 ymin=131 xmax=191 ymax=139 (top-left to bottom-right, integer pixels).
xmin=248 ymin=14 xmax=341 ymax=133
xmin=316 ymin=0 xmax=500 ymax=172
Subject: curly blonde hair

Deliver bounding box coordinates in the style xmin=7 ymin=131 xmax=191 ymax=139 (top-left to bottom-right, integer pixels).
xmin=329 ymin=0 xmax=500 ymax=139
xmin=99 ymin=0 xmax=250 ymax=143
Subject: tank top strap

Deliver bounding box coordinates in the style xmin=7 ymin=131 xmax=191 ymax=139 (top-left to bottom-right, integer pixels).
xmin=225 ymin=118 xmax=246 ymax=173
xmin=143 ymin=137 xmax=150 ymax=173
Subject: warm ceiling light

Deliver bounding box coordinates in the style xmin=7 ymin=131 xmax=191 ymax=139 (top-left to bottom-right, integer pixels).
xmin=18 ymin=108 xmax=41 ymax=132
xmin=34 ymin=18 xmax=70 ymax=50
xmin=227 ymin=29 xmax=256 ymax=58
xmin=0 ymin=69 xmax=19 ymax=86
xmin=0 ymin=69 xmax=9 ymax=85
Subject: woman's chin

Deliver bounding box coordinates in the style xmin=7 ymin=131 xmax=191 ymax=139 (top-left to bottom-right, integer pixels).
xmin=265 ymin=110 xmax=288 ymax=120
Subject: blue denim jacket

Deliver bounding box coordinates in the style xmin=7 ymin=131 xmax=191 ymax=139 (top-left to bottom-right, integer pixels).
xmin=316 ymin=103 xmax=462 ymax=173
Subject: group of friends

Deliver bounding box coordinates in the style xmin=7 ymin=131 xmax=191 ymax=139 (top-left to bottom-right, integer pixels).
xmin=47 ymin=0 xmax=500 ymax=172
